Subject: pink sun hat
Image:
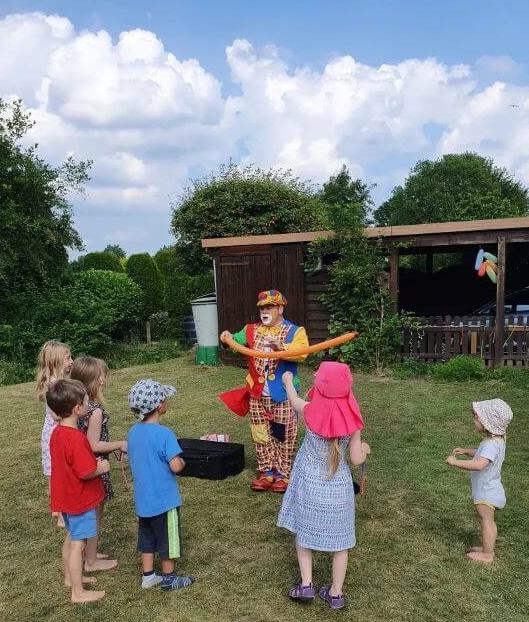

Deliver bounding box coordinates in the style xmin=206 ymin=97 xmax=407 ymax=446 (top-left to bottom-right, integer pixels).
xmin=303 ymin=362 xmax=364 ymax=439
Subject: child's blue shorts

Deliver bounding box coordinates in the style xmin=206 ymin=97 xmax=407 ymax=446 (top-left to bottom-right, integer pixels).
xmin=63 ymin=508 xmax=97 ymax=541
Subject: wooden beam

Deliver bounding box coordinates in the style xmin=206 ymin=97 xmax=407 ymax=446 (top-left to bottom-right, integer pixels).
xmin=202 ymin=218 xmax=529 ymax=249
xmin=383 ymin=229 xmax=529 ymax=249
xmin=494 ymin=236 xmax=506 ymax=367
xmin=389 ymin=248 xmax=399 ymax=312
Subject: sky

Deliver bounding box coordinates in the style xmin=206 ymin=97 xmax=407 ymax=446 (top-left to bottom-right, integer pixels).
xmin=2 ymin=0 xmax=529 ymax=255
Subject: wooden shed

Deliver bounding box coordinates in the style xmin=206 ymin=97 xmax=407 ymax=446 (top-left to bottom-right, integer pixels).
xmin=202 ymin=216 xmax=529 ymax=365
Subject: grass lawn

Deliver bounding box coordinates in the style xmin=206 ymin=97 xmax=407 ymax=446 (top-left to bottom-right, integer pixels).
xmin=1 ymin=352 xmax=528 ymax=622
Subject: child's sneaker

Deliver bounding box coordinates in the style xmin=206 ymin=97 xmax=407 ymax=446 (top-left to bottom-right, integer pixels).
xmin=160 ymin=573 xmax=195 ymax=591
xmin=141 ymin=573 xmax=163 ymax=589
xmin=288 ymin=583 xmax=316 ymax=602
xmin=319 ymin=585 xmax=345 ymax=609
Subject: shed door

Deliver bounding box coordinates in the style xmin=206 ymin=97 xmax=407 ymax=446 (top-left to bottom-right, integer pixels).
xmin=216 ymin=243 xmax=306 ymax=333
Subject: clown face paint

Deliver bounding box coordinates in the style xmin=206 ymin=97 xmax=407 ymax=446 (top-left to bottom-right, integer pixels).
xmin=260 ymin=304 xmax=283 ymax=326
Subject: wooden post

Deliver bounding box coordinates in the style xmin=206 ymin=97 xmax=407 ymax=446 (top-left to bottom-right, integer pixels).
xmin=494 ymin=236 xmax=506 ymax=367
xmin=389 ymin=247 xmax=399 ymax=312
xmin=425 ymin=250 xmax=433 ymax=274
xmin=146 ymin=320 xmax=152 ymax=346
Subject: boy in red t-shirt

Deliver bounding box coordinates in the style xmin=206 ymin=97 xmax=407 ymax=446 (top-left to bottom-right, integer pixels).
xmin=48 ymin=379 xmax=110 ymax=603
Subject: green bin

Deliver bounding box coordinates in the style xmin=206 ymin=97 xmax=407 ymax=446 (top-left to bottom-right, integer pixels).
xmin=191 ymin=293 xmax=219 ymax=365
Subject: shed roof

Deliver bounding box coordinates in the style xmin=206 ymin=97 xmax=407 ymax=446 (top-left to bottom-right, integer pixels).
xmin=202 ymin=216 xmax=529 ymax=249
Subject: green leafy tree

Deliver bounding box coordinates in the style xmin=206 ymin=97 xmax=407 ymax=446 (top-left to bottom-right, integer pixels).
xmin=154 ymin=246 xmax=185 ymax=278
xmin=0 ymin=99 xmax=89 ymax=310
xmin=126 ymin=253 xmax=165 ymax=319
xmin=103 ymin=244 xmax=126 ymax=259
xmin=171 ymin=162 xmax=329 ymax=272
xmin=309 ymin=204 xmax=411 ymax=370
xmin=320 ymin=165 xmax=373 ymax=226
xmin=374 ymin=152 xmax=529 ymax=226
xmin=71 ymin=251 xmax=124 ymax=273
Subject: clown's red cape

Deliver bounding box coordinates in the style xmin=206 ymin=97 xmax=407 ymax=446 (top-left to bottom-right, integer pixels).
xmin=218 ymin=386 xmax=250 ymax=417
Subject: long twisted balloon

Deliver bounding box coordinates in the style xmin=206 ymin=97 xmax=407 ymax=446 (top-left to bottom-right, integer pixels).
xmin=220 ymin=331 xmax=358 ymax=359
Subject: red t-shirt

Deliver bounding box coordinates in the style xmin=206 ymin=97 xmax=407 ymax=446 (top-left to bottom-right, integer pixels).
xmin=50 ymin=425 xmax=104 ymax=515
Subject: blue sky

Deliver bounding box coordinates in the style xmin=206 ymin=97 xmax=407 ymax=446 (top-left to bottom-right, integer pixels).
xmin=1 ymin=1 xmax=529 ymax=254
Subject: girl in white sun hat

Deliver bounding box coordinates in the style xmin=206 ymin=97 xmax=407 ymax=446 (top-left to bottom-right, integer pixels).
xmin=446 ymin=398 xmax=513 ymax=564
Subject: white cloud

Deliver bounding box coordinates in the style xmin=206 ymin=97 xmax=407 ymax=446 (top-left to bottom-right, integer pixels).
xmin=1 ymin=13 xmax=529 ymax=253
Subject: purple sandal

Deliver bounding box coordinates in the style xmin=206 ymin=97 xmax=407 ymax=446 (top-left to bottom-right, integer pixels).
xmin=288 ymin=583 xmax=316 ymax=602
xmin=319 ymin=585 xmax=345 ymax=609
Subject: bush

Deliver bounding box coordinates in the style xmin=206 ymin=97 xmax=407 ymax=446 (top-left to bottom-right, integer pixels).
xmin=71 ymin=251 xmax=124 ymax=273
xmin=430 ymin=355 xmax=486 ymax=381
xmin=0 ymin=357 xmax=34 ymax=385
xmin=105 ymin=339 xmax=182 ymax=369
xmin=165 ymin=272 xmax=214 ymax=338
xmin=126 ymin=253 xmax=165 ymax=319
xmin=0 ymin=270 xmax=143 ymax=362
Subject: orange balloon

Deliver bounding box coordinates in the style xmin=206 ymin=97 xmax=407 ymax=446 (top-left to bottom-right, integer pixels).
xmin=478 ymin=262 xmax=487 ymax=277
xmin=221 ymin=332 xmax=358 ymax=359
xmin=484 ymin=259 xmax=497 ymax=273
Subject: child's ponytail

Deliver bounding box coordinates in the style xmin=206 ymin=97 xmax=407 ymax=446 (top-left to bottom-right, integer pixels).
xmin=327 ymin=438 xmax=341 ymax=479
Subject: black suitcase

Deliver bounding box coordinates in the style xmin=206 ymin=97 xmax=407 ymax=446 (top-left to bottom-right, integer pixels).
xmin=178 ymin=438 xmax=245 ymax=480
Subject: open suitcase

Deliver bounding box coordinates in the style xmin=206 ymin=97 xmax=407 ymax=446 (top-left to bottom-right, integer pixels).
xmin=179 ymin=438 xmax=245 ymax=480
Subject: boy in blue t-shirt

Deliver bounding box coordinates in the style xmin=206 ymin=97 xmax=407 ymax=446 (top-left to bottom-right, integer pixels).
xmin=127 ymin=378 xmax=195 ymax=590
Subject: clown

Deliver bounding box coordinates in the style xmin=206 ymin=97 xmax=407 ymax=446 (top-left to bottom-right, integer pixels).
xmin=220 ymin=289 xmax=309 ymax=493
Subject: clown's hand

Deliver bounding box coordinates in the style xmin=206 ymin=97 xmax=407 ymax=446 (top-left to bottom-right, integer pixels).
xmin=220 ymin=331 xmax=232 ymax=344
xmin=264 ymin=336 xmax=282 ymax=351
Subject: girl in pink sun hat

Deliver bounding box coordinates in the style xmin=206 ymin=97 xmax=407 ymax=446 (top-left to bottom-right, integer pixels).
xmin=277 ymin=362 xmax=370 ymax=610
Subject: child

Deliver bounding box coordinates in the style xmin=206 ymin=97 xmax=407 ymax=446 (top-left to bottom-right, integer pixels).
xmin=71 ymin=356 xmax=125 ymax=572
xmin=127 ymin=379 xmax=195 ymax=591
xmin=278 ymin=362 xmax=370 ymax=610
xmin=446 ymin=398 xmax=513 ymax=564
xmin=36 ymin=340 xmax=73 ymax=527
xmin=48 ymin=379 xmax=110 ymax=603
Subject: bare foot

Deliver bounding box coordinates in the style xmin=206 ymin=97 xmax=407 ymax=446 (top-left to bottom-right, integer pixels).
xmin=466 ymin=551 xmax=494 ymax=564
xmin=65 ymin=576 xmax=97 ymax=587
xmin=84 ymin=558 xmax=118 ymax=572
xmin=96 ymin=552 xmax=109 ymax=559
xmin=71 ymin=589 xmax=105 ymax=604
xmin=466 ymin=546 xmax=483 ymax=553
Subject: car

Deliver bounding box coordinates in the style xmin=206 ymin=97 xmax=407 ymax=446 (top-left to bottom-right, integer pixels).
xmin=472 ymin=286 xmax=529 ymax=323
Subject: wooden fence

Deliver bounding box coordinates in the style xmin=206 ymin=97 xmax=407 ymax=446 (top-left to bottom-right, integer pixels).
xmin=402 ymin=316 xmax=529 ymax=366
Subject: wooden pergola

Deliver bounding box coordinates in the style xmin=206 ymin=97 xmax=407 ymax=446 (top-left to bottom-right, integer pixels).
xmin=203 ymin=216 xmax=529 ymax=365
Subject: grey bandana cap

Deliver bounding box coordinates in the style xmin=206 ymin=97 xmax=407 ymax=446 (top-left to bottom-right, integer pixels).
xmin=128 ymin=378 xmax=177 ymax=420
xmin=472 ymin=398 xmax=513 ymax=435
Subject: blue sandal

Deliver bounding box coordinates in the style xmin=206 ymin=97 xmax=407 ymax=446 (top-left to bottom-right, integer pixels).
xmin=319 ymin=585 xmax=345 ymax=609
xmin=288 ymin=583 xmax=316 ymax=602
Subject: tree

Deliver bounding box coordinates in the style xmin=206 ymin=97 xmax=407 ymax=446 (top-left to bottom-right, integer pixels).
xmin=0 ymin=99 xmax=90 ymax=310
xmin=103 ymin=244 xmax=126 ymax=258
xmin=308 ymin=204 xmax=409 ymax=370
xmin=374 ymin=152 xmax=529 ymax=226
xmin=125 ymin=253 xmax=165 ymax=320
xmin=320 ymin=165 xmax=373 ymax=226
xmin=71 ymin=251 xmax=124 ymax=273
xmin=171 ymin=162 xmax=329 ymax=272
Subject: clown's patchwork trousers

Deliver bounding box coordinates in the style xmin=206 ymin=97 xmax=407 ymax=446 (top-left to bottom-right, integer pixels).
xmin=249 ymin=396 xmax=297 ymax=479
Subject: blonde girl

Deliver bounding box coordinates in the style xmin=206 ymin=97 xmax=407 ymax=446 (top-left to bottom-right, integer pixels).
xmin=446 ymin=399 xmax=513 ymax=564
xmin=71 ymin=356 xmax=125 ymax=572
xmin=278 ymin=363 xmax=370 ymax=610
xmin=37 ymin=340 xmax=73 ymax=525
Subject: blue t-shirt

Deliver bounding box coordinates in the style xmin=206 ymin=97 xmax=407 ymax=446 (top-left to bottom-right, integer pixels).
xmin=127 ymin=422 xmax=182 ymax=517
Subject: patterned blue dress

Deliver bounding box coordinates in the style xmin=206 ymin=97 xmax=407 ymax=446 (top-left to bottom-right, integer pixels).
xmin=277 ymin=430 xmax=355 ymax=551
